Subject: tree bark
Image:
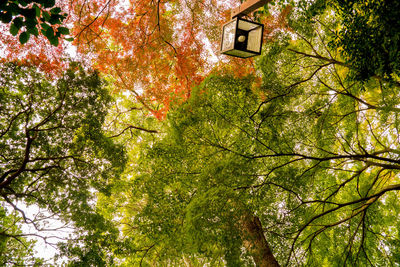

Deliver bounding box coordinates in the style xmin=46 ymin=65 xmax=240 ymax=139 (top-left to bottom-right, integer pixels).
xmin=240 ymin=212 xmax=280 ymax=267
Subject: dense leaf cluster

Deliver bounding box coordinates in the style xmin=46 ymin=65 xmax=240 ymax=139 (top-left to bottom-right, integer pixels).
xmin=1 ymin=0 xmax=400 ymax=265
xmin=97 ymin=3 xmax=400 ymax=264
xmin=304 ymin=0 xmax=400 ymax=82
xmin=0 ymin=0 xmax=70 ymax=45
xmin=0 ymin=63 xmax=126 ymax=264
xmin=333 ymin=0 xmax=400 ymax=81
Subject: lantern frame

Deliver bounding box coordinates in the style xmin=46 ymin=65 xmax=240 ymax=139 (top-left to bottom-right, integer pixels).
xmin=220 ymin=17 xmax=264 ymax=58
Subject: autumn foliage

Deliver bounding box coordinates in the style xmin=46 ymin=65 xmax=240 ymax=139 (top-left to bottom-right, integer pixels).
xmin=1 ymin=0 xmax=292 ymax=118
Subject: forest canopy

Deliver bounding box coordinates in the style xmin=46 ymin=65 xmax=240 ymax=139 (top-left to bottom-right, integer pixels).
xmin=1 ymin=0 xmax=400 ymax=266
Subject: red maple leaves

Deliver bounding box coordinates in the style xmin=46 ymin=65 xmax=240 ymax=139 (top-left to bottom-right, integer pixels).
xmin=0 ymin=0 xmax=292 ymax=117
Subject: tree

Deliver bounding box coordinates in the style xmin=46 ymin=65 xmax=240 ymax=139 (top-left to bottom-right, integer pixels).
xmin=2 ymin=0 xmax=400 ymax=265
xmin=304 ymin=0 xmax=400 ymax=82
xmin=0 ymin=0 xmax=71 ymax=45
xmin=0 ymin=63 xmax=126 ymax=264
xmin=0 ymin=0 xmax=292 ymax=116
xmin=0 ymin=205 xmax=44 ymax=266
xmin=90 ymin=2 xmax=400 ymax=265
xmin=0 ymin=0 xmax=232 ymax=104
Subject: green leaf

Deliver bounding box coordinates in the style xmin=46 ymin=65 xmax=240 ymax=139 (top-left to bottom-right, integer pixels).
xmin=13 ymin=17 xmax=23 ymax=29
xmin=8 ymin=3 xmax=19 ymax=15
xmin=42 ymin=11 xmax=51 ymax=21
xmin=57 ymin=27 xmax=69 ymax=35
xmin=25 ymin=18 xmax=37 ymax=29
xmin=45 ymin=27 xmax=54 ymax=38
xmin=48 ymin=14 xmax=61 ymax=25
xmin=25 ymin=8 xmax=37 ymax=20
xmin=10 ymin=24 xmax=19 ymax=36
xmin=50 ymin=7 xmax=62 ymax=14
xmin=42 ymin=0 xmax=56 ymax=8
xmin=34 ymin=4 xmax=41 ymax=17
xmin=19 ymin=31 xmax=29 ymax=44
xmin=40 ymin=22 xmax=50 ymax=30
xmin=65 ymin=37 xmax=74 ymax=42
xmin=49 ymin=36 xmax=59 ymax=46
xmin=19 ymin=0 xmax=28 ymax=7
xmin=27 ymin=27 xmax=39 ymax=37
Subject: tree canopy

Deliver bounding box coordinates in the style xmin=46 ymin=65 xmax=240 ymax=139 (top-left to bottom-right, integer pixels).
xmin=0 ymin=0 xmax=70 ymax=45
xmin=1 ymin=0 xmax=400 ymax=265
xmin=0 ymin=63 xmax=126 ymax=264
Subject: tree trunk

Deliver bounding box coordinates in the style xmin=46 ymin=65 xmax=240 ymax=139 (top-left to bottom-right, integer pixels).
xmin=240 ymin=212 xmax=280 ymax=267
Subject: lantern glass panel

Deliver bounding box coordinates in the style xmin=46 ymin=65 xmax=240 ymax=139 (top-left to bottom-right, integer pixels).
xmin=247 ymin=26 xmax=262 ymax=52
xmin=221 ymin=20 xmax=236 ymax=51
xmin=238 ymin=20 xmax=259 ymax=31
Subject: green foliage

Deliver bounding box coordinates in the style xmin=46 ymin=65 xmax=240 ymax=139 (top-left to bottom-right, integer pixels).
xmin=0 ymin=206 xmax=44 ymax=265
xmin=299 ymin=0 xmax=400 ymax=82
xmin=184 ymin=186 xmax=245 ymax=266
xmin=332 ymin=0 xmax=400 ymax=81
xmin=0 ymin=0 xmax=71 ymax=45
xmin=0 ymin=63 xmax=126 ymax=264
xmin=1 ymin=0 xmax=398 ymax=265
xmin=103 ymin=3 xmax=400 ymax=264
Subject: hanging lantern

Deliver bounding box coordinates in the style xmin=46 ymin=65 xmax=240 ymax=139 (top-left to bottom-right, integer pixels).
xmin=220 ymin=0 xmax=269 ymax=58
xmin=220 ymin=17 xmax=264 ymax=58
